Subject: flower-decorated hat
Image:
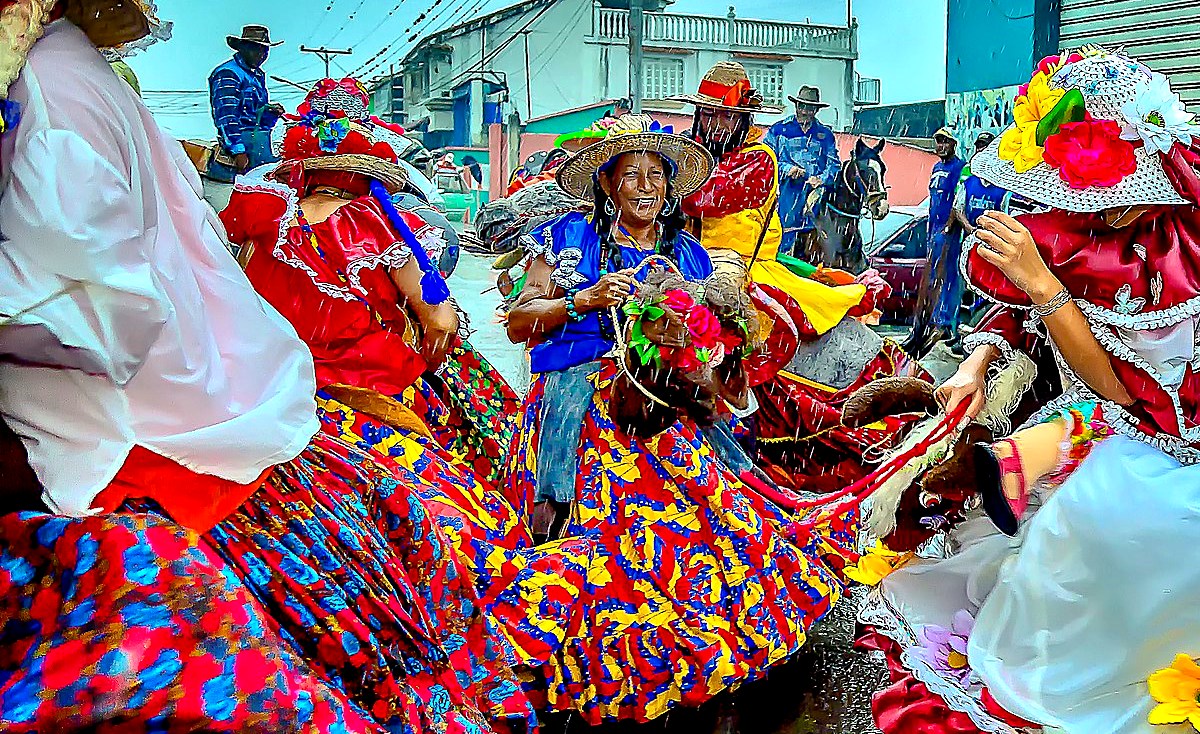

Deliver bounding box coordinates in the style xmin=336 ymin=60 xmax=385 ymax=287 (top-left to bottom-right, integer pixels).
xmin=555 ymin=113 xmax=714 ymax=201
xmin=289 ymin=77 xmax=411 ymax=154
xmin=972 ymin=48 xmax=1200 ymax=212
xmin=672 ymin=60 xmax=782 ymax=115
xmin=273 ymin=112 xmax=409 ymax=194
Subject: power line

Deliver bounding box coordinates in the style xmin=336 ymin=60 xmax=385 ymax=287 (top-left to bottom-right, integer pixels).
xmin=348 ymin=0 xmax=466 ymax=78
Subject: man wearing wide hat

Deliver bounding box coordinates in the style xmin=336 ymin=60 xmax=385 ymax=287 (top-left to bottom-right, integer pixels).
xmin=206 ymin=24 xmax=285 ymax=185
xmin=765 ymin=85 xmax=841 ymax=258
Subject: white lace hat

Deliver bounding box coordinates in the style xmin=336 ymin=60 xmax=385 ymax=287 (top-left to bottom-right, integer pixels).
xmin=972 ymin=49 xmax=1199 ymax=212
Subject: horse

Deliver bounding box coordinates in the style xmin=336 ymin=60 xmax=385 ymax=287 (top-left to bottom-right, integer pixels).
xmin=810 ymin=137 xmax=890 ymax=273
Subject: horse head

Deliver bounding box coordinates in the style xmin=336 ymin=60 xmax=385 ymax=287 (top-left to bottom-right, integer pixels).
xmin=852 ymin=137 xmax=890 ymax=221
xmin=610 ymin=268 xmax=759 ymax=439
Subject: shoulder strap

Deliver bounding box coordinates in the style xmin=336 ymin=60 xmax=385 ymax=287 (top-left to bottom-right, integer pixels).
xmin=748 ymin=182 xmax=779 ymax=269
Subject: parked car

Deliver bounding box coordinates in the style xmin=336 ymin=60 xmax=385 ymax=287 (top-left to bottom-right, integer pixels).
xmin=433 ymin=172 xmax=488 ymax=230
xmin=862 ymin=205 xmax=929 ymax=324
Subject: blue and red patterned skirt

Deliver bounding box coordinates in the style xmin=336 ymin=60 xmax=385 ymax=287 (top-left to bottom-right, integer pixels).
xmin=0 ymin=432 xmax=534 ymax=733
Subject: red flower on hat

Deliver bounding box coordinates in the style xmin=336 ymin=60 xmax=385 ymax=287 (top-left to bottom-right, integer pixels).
xmin=1043 ymin=115 xmax=1138 ymax=189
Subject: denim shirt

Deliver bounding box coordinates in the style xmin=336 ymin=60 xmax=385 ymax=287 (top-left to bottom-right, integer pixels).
xmin=765 ymin=118 xmax=841 ymax=231
xmin=522 ymin=211 xmax=714 ymax=374
xmin=208 ymin=55 xmax=280 ymax=155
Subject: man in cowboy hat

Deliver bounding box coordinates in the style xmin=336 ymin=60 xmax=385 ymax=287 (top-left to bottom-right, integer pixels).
xmin=765 ymin=85 xmax=841 ymax=258
xmin=206 ymin=24 xmax=285 ymax=185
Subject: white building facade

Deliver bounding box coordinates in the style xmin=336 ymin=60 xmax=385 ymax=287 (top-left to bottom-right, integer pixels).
xmin=386 ymin=0 xmax=880 ymax=149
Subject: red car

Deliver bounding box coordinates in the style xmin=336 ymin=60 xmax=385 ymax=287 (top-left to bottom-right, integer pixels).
xmin=864 ymin=205 xmax=930 ymax=324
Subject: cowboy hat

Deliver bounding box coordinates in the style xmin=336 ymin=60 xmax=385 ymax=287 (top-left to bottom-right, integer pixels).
xmin=788 ymin=85 xmax=828 ymax=108
xmin=554 ymin=114 xmax=714 ymax=201
xmin=227 ymin=24 xmax=282 ymax=50
xmin=971 ymin=49 xmax=1192 ymax=213
xmin=0 ymin=0 xmax=165 ymax=100
xmin=671 ymin=61 xmax=783 ymax=115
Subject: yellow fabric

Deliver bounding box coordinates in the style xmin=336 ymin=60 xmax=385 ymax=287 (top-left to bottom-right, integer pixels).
xmin=697 ymin=141 xmax=866 ymax=335
xmin=110 ymin=60 xmax=141 ymax=97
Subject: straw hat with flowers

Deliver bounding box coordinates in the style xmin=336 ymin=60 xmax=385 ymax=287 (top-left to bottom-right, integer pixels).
xmin=273 ymin=116 xmax=410 ymax=194
xmin=972 ymin=47 xmax=1200 ymax=212
xmin=555 ymin=113 xmax=714 ymax=201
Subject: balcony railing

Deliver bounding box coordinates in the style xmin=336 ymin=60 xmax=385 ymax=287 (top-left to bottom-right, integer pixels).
xmin=591 ymin=8 xmax=855 ymax=56
xmin=855 ymin=74 xmax=881 ymax=106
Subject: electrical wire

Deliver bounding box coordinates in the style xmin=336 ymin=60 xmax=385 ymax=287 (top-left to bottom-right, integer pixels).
xmin=348 ymin=0 xmax=477 ymax=78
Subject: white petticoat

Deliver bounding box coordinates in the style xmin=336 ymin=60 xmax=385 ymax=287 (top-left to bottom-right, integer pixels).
xmin=864 ymin=435 xmax=1200 ymax=734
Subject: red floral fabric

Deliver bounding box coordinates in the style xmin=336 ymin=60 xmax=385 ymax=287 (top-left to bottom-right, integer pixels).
xmin=682 ymin=146 xmax=776 ymax=218
xmin=856 ymin=629 xmax=982 ymax=734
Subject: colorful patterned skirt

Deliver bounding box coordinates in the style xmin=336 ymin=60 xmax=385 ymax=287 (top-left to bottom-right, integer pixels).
xmin=0 ymin=511 xmax=379 ymax=732
xmin=496 ymin=361 xmax=850 ymax=724
xmin=0 ymin=432 xmax=533 ymax=733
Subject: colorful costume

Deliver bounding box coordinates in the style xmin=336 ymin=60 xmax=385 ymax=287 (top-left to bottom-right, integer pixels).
xmin=499 ymin=118 xmax=851 ymax=723
xmin=863 ymin=50 xmax=1200 ymax=734
xmin=0 ymin=10 xmax=524 ymax=732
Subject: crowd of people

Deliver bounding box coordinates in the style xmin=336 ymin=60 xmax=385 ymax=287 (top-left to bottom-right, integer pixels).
xmin=0 ymin=4 xmax=1198 ymax=734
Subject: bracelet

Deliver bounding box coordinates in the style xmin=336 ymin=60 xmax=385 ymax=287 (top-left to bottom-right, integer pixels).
xmin=564 ymin=288 xmax=585 ymax=322
xmin=1030 ymin=287 xmax=1071 ymax=320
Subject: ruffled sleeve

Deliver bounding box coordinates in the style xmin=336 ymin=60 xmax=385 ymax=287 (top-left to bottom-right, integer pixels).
xmin=522 ymin=212 xmax=594 ymax=291
xmin=0 ymin=128 xmax=169 ymax=385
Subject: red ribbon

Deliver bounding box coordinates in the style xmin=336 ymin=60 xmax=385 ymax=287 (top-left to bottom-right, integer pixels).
xmin=697 ymin=77 xmax=753 ymax=107
xmin=1162 ymin=141 xmax=1200 ymax=205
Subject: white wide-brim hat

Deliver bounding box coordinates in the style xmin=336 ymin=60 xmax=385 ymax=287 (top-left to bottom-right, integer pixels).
xmin=972 ymin=50 xmax=1191 ymax=213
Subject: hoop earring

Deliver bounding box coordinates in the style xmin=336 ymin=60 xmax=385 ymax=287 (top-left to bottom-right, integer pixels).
xmin=604 ymin=198 xmax=617 ymax=217
xmin=660 ymin=198 xmax=676 ymax=217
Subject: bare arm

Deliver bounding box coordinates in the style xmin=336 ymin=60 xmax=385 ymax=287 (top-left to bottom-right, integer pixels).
xmin=505 ymin=257 xmax=635 ymax=345
xmin=936 ymin=342 xmax=1001 ymax=418
xmin=975 ymin=211 xmax=1133 ymax=406
xmin=389 ymin=257 xmax=459 ymax=370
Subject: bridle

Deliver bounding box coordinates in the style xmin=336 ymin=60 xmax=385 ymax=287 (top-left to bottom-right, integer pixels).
xmin=825 ymin=155 xmax=889 ymax=251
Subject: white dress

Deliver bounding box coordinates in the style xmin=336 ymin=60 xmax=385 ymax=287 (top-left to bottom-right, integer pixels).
xmin=866 ymin=321 xmax=1200 ymax=734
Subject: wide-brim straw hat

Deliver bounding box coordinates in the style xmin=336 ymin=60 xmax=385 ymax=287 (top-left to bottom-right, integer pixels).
xmin=671 ymin=60 xmax=783 ymax=115
xmin=273 ymin=154 xmax=409 ymax=194
xmin=555 ymin=115 xmax=714 ymax=201
xmin=972 ymin=49 xmax=1189 ymax=213
xmin=1 ymin=0 xmax=166 ymax=98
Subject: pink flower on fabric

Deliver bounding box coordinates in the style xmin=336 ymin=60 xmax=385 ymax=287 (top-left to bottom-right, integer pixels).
xmin=1043 ymin=116 xmax=1138 ymax=189
xmin=912 ymin=609 xmax=976 ymax=687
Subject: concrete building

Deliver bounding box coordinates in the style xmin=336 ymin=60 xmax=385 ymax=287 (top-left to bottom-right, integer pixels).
xmin=381 ymin=0 xmax=881 ymax=149
xmin=942 ymin=0 xmax=1199 ymax=151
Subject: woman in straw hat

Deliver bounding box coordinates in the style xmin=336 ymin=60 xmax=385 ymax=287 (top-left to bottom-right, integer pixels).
xmin=0 ymin=3 xmax=531 ymax=731
xmin=863 ymin=49 xmax=1200 ymax=734
xmin=499 ymin=114 xmax=848 ymax=725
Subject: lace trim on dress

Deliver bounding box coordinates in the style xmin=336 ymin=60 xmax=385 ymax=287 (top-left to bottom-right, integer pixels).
xmin=859 ymin=589 xmax=1024 ymax=734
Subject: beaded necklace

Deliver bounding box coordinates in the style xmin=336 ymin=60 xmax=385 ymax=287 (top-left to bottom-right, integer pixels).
xmin=595 ymin=223 xmax=664 ymax=339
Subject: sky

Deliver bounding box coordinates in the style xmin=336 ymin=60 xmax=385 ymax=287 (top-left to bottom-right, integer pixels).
xmin=129 ymin=0 xmax=948 ymax=140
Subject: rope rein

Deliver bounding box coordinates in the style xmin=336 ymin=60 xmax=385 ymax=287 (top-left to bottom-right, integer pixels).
xmin=610 ymin=255 xmax=684 ymax=410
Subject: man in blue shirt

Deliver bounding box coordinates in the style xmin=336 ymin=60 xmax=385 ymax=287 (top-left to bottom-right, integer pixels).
xmin=206 ymin=25 xmax=285 ymax=184
xmin=904 ymin=127 xmax=966 ymax=356
xmin=765 ymin=85 xmax=841 ymax=258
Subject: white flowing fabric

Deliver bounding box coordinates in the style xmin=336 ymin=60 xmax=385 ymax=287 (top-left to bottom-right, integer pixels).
xmin=868 ymin=435 xmax=1200 ymax=734
xmin=0 ymin=20 xmax=319 ymax=516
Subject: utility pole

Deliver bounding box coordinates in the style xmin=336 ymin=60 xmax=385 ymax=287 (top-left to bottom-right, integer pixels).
xmin=523 ymin=30 xmax=533 ymax=120
xmin=846 ymin=0 xmax=852 ymax=27
xmin=628 ymin=0 xmax=645 ymax=113
xmin=299 ymin=45 xmax=354 ymax=78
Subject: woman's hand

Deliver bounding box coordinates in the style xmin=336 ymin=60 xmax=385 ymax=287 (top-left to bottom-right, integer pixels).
xmin=576 ymin=271 xmax=636 ymax=312
xmin=974 ymin=211 xmax=1061 ymax=303
xmin=935 ymin=344 xmax=999 ymax=419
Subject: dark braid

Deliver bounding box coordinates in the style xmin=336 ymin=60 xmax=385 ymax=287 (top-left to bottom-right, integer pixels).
xmin=590 ymin=166 xmax=686 ymax=271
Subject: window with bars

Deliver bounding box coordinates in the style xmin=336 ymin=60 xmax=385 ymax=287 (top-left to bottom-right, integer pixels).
xmin=643 ymin=56 xmax=686 ymax=101
xmin=744 ymin=64 xmax=785 ymax=107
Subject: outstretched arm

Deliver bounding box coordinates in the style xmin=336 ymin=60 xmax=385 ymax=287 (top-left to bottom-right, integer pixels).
xmin=973 ymin=211 xmax=1133 ymax=407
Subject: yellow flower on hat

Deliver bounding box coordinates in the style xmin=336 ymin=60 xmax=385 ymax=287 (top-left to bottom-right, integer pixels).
xmin=999 ymin=71 xmax=1066 ymax=173
xmin=1147 ymin=654 xmax=1200 ymax=730
xmin=844 ymin=541 xmax=915 ymax=587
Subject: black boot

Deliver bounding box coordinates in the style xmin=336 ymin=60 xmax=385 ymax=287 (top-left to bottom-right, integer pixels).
xmin=973 ymin=443 xmax=1020 ymax=537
